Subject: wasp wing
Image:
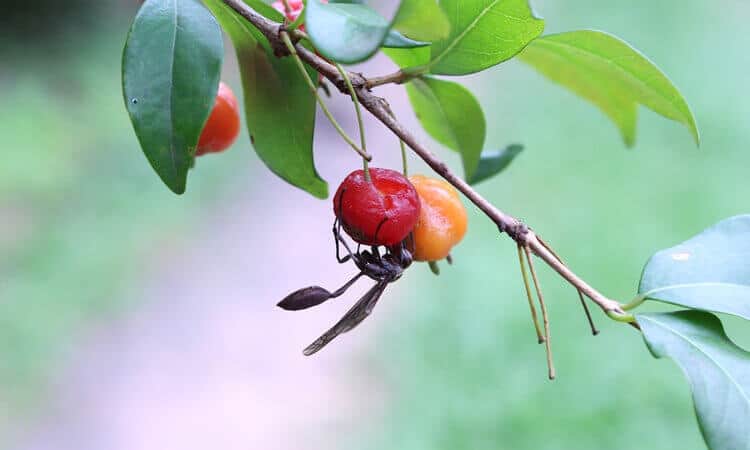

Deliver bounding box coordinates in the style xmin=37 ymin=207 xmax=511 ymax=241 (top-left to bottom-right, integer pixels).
xmin=303 ymin=280 xmax=388 ymax=356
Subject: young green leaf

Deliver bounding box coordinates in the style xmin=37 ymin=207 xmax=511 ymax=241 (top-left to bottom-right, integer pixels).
xmin=392 ymin=0 xmax=450 ymax=42
xmin=406 ymin=76 xmax=486 ymax=179
xmin=122 ymin=0 xmax=223 ymax=194
xmin=469 ymin=144 xmax=523 ymax=185
xmin=639 ymin=311 xmax=750 ymax=450
xmin=638 ymin=215 xmax=750 ymax=320
xmin=382 ymin=31 xmax=430 ymax=49
xmin=203 ymin=0 xmax=328 ymax=198
xmin=519 ymin=30 xmax=699 ymax=147
xmin=382 ymin=46 xmax=431 ymax=69
xmin=306 ymin=0 xmax=426 ymax=64
xmin=428 ymin=0 xmax=544 ymax=75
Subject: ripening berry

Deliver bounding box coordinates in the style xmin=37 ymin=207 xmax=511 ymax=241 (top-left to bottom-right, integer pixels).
xmin=409 ymin=175 xmax=468 ymax=262
xmin=196 ymin=81 xmax=240 ymax=156
xmin=333 ymin=168 xmax=421 ymax=246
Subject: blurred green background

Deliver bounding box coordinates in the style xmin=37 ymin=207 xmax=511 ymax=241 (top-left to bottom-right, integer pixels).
xmin=1 ymin=0 xmax=748 ymax=449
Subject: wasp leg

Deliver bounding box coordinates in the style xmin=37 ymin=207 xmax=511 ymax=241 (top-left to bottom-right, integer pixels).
xmin=278 ymin=272 xmax=365 ymax=311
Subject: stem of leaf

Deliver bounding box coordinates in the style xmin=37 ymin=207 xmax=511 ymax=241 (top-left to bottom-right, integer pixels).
xmin=336 ymin=63 xmax=371 ymax=182
xmin=606 ymin=310 xmax=637 ymax=322
xmin=621 ymin=294 xmax=647 ymax=311
xmin=280 ymin=32 xmax=372 ymax=161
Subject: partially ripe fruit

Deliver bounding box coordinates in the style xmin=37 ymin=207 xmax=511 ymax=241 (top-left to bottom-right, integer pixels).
xmin=333 ymin=168 xmax=420 ymax=246
xmin=409 ymin=175 xmax=468 ymax=262
xmin=196 ymin=82 xmax=240 ymax=156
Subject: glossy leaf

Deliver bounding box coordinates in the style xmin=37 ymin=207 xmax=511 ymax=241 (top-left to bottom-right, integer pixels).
xmin=383 ymin=30 xmax=430 ymax=49
xmin=469 ymin=144 xmax=523 ymax=185
xmin=204 ymin=0 xmax=328 ymax=198
xmin=429 ymin=0 xmax=544 ymax=75
xmin=383 ymin=46 xmax=430 ymax=69
xmin=639 ymin=311 xmax=750 ymax=450
xmin=392 ymin=0 xmax=450 ymax=41
xmin=306 ymin=0 xmax=425 ymax=64
xmin=519 ymin=30 xmax=699 ymax=146
xmin=406 ymin=76 xmax=486 ymax=179
xmin=639 ymin=215 xmax=750 ymax=320
xmin=122 ymin=0 xmax=223 ymax=194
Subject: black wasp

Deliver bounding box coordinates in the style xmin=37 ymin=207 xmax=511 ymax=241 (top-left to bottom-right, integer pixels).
xmin=277 ymin=205 xmax=413 ymax=356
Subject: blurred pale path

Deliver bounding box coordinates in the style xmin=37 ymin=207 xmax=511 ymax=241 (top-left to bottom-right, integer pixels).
xmin=8 ymin=170 xmax=388 ymax=450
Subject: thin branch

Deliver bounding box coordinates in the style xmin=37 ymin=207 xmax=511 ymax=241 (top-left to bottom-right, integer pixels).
xmin=366 ymin=70 xmax=414 ymax=88
xmin=536 ymin=235 xmax=599 ymax=335
xmin=518 ymin=244 xmax=545 ymax=344
xmin=219 ymin=0 xmax=635 ymax=326
xmin=524 ymin=246 xmax=556 ymax=380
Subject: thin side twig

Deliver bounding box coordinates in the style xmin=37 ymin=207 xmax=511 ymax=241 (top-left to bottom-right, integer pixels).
xmin=524 ymin=246 xmax=556 ymax=380
xmin=517 ymin=244 xmax=545 ymax=343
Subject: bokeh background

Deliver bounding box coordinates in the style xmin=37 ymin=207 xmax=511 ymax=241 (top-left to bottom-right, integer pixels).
xmin=1 ymin=0 xmax=748 ymax=449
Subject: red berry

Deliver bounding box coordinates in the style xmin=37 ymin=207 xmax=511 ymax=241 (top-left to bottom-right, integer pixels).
xmin=196 ymin=81 xmax=240 ymax=156
xmin=333 ymin=168 xmax=421 ymax=246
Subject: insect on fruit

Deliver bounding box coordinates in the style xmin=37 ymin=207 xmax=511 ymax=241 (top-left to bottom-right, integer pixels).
xmin=409 ymin=175 xmax=468 ymax=262
xmin=333 ymin=168 xmax=420 ymax=246
xmin=196 ymin=81 xmax=240 ymax=156
xmin=278 ymin=169 xmax=418 ymax=355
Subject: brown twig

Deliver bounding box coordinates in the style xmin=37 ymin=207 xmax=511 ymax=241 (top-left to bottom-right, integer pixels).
xmin=524 ymin=246 xmax=556 ymax=380
xmin=536 ymin=235 xmax=599 ymax=335
xmin=517 ymin=244 xmax=545 ymax=343
xmin=219 ymin=0 xmax=634 ymax=325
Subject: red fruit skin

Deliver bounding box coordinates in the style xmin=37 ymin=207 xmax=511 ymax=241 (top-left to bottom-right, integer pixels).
xmin=333 ymin=168 xmax=421 ymax=246
xmin=196 ymin=82 xmax=240 ymax=156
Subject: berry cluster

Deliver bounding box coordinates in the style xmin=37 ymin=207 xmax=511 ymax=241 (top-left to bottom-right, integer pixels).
xmin=334 ymin=168 xmax=467 ymax=264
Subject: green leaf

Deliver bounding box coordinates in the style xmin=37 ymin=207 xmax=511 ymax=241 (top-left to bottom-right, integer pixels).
xmin=519 ymin=30 xmax=699 ymax=147
xmin=244 ymin=0 xmax=284 ymax=22
xmin=383 ymin=46 xmax=431 ymax=69
xmin=469 ymin=144 xmax=523 ymax=185
xmin=639 ymin=311 xmax=750 ymax=450
xmin=406 ymin=76 xmax=486 ymax=179
xmin=306 ymin=0 xmax=427 ymax=64
xmin=392 ymin=0 xmax=450 ymax=42
xmin=122 ymin=0 xmax=223 ymax=194
xmin=429 ymin=0 xmax=544 ymax=75
xmin=204 ymin=0 xmax=328 ymax=198
xmin=638 ymin=215 xmax=750 ymax=320
xmin=383 ymin=30 xmax=430 ymax=49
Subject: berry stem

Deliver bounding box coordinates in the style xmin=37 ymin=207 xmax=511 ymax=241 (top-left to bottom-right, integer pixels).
xmin=524 ymin=246 xmax=556 ymax=380
xmin=335 ymin=63 xmax=371 ymax=183
xmin=517 ymin=244 xmax=545 ymax=344
xmin=280 ymin=32 xmax=372 ymax=162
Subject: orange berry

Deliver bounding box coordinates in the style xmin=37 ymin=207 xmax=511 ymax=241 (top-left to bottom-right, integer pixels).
xmin=196 ymin=81 xmax=240 ymax=156
xmin=409 ymin=175 xmax=467 ymax=262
